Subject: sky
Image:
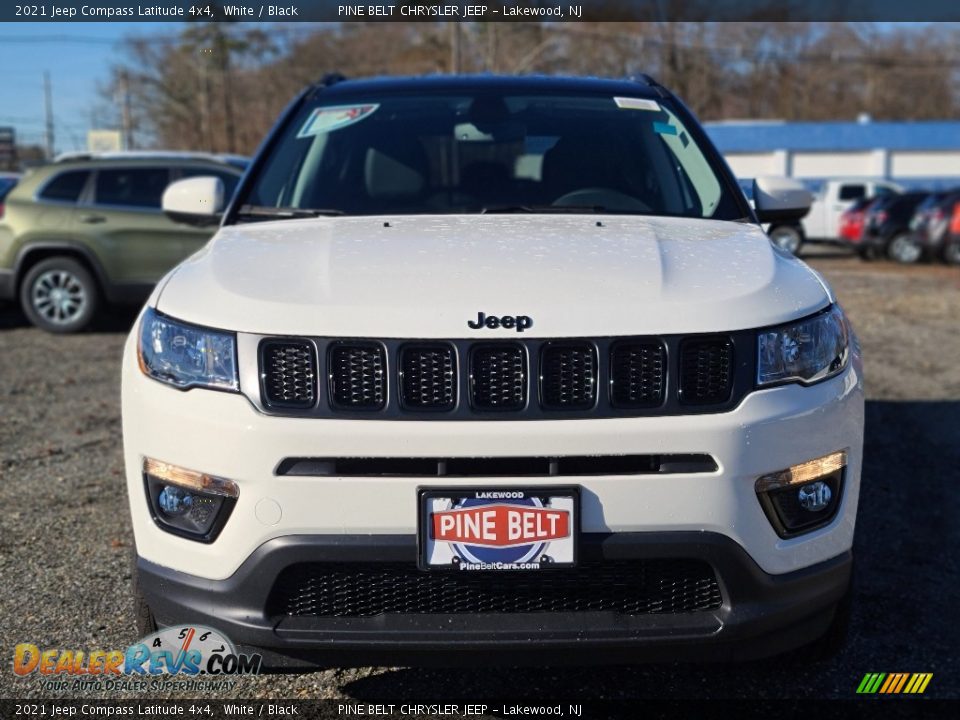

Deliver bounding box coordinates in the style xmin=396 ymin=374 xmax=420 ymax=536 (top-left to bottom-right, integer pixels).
xmin=0 ymin=23 xmax=189 ymax=153
xmin=0 ymin=21 xmax=936 ymax=155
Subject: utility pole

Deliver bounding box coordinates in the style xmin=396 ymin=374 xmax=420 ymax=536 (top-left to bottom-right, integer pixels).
xmin=43 ymin=71 xmax=54 ymax=160
xmin=450 ymin=22 xmax=461 ymax=74
xmin=120 ymin=70 xmax=134 ymax=150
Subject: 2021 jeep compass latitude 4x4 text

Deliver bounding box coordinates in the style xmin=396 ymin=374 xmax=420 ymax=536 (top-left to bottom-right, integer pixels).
xmin=123 ymin=75 xmax=863 ymax=667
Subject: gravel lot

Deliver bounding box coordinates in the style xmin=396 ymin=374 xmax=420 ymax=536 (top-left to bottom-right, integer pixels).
xmin=1 ymin=249 xmax=958 ymax=701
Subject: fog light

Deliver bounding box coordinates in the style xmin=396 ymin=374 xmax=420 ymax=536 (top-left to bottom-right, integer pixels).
xmin=157 ymin=485 xmax=193 ymax=516
xmin=143 ymin=458 xmax=237 ymax=543
xmin=755 ymin=451 xmax=846 ymax=538
xmin=798 ymin=481 xmax=832 ymax=512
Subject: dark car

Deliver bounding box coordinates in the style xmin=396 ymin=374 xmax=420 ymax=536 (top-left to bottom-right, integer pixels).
xmin=909 ymin=189 xmax=960 ymax=265
xmin=859 ymin=191 xmax=935 ymax=263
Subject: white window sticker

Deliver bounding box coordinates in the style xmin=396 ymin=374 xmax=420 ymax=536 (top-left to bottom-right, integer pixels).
xmin=614 ymin=96 xmax=661 ymax=112
xmin=296 ymin=104 xmax=380 ymax=138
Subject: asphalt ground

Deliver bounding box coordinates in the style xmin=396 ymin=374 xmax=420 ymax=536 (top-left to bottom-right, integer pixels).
xmin=1 ymin=247 xmax=958 ymax=702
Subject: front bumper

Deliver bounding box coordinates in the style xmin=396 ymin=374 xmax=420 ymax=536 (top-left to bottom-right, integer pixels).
xmin=137 ymin=532 xmax=852 ymax=667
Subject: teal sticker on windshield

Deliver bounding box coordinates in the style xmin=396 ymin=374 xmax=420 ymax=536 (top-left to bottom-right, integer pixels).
xmin=653 ymin=121 xmax=678 ymax=136
xmin=297 ymin=104 xmax=379 ymax=138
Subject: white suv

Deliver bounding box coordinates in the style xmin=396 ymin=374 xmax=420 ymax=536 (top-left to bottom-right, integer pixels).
xmin=122 ymin=75 xmax=863 ymax=667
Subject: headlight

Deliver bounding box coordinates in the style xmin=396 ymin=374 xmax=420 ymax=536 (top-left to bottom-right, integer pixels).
xmin=757 ymin=305 xmax=849 ymax=386
xmin=138 ymin=307 xmax=238 ymax=390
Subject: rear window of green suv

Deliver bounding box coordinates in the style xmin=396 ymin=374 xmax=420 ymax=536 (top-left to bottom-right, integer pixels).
xmin=39 ymin=170 xmax=90 ymax=203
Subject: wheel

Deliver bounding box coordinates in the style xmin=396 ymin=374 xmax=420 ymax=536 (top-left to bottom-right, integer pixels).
xmin=19 ymin=256 xmax=99 ymax=333
xmin=768 ymin=225 xmax=803 ymax=255
xmin=887 ymin=233 xmax=922 ymax=264
xmin=857 ymin=245 xmax=877 ymax=261
xmin=132 ymin=553 xmax=158 ymax=637
xmin=943 ymin=241 xmax=960 ymax=266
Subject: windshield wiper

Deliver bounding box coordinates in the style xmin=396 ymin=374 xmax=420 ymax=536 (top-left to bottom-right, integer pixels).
xmin=480 ymin=204 xmax=611 ymax=214
xmin=235 ymin=204 xmax=345 ymax=221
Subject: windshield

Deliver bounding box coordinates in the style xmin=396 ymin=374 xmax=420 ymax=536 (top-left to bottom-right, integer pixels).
xmin=237 ymin=91 xmax=745 ymax=220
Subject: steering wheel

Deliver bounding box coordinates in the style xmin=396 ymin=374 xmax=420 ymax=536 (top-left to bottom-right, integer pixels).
xmin=552 ymin=187 xmax=652 ymax=212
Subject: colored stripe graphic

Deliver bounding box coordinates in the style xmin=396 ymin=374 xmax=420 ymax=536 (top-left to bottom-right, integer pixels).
xmin=857 ymin=672 xmax=932 ymax=694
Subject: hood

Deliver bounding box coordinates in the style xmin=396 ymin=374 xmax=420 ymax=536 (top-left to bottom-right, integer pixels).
xmin=156 ymin=215 xmax=831 ymax=337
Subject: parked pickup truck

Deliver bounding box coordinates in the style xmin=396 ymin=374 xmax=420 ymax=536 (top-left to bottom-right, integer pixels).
xmin=801 ymin=178 xmax=902 ymax=243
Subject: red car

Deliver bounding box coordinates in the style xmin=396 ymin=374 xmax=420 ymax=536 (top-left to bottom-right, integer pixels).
xmin=837 ymin=198 xmax=878 ymax=256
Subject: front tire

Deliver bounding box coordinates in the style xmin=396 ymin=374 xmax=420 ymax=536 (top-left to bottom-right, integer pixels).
xmin=768 ymin=225 xmax=803 ymax=255
xmin=887 ymin=233 xmax=922 ymax=264
xmin=19 ymin=256 xmax=99 ymax=333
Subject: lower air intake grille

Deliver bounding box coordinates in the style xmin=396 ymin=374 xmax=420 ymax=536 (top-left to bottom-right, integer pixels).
xmin=680 ymin=337 xmax=734 ymax=405
xmin=610 ymin=341 xmax=666 ymax=407
xmin=470 ymin=344 xmax=526 ymax=410
xmin=260 ymin=341 xmax=317 ymax=408
xmin=540 ymin=342 xmax=597 ymax=409
xmin=400 ymin=344 xmax=455 ymax=410
xmin=269 ymin=560 xmax=722 ymax=617
xmin=328 ymin=343 xmax=386 ymax=410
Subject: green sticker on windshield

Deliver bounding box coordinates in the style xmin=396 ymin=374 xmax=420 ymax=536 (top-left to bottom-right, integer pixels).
xmin=297 ymin=104 xmax=379 ymax=138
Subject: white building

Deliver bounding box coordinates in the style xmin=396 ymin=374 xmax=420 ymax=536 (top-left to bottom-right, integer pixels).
xmin=705 ymin=119 xmax=960 ymax=189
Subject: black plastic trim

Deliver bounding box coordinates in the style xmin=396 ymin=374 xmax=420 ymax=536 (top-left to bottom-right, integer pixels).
xmin=273 ymin=453 xmax=717 ymax=478
xmin=756 ymin=468 xmax=846 ymax=539
xmin=142 ymin=473 xmax=236 ymax=544
xmin=252 ymin=331 xmax=756 ymax=421
xmin=397 ymin=342 xmax=457 ymax=412
xmin=135 ymin=532 xmax=852 ymax=667
xmin=678 ymin=335 xmax=735 ymax=406
xmin=258 ymin=338 xmax=319 ymax=410
xmin=468 ymin=342 xmax=529 ymax=412
xmin=608 ymin=337 xmax=668 ymax=409
xmin=326 ymin=340 xmax=388 ymax=411
xmin=0 ymin=269 xmax=14 ymax=300
xmin=538 ymin=340 xmax=599 ymax=411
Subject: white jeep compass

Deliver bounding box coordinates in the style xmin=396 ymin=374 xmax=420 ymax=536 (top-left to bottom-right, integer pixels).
xmin=122 ymin=75 xmax=863 ymax=667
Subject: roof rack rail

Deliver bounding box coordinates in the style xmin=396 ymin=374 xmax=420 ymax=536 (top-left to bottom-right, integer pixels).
xmin=319 ymin=72 xmax=347 ymax=87
xmin=631 ymin=74 xmax=670 ymax=98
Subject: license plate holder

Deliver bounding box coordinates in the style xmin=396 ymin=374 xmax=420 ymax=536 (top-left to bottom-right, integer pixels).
xmin=417 ymin=486 xmax=579 ymax=571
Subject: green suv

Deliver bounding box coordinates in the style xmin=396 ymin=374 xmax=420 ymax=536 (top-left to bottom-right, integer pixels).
xmin=0 ymin=153 xmax=244 ymax=332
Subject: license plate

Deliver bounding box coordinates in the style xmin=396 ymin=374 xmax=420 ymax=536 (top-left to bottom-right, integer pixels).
xmin=418 ymin=487 xmax=579 ymax=571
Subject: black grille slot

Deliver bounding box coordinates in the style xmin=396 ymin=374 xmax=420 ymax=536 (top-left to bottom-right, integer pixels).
xmin=679 ymin=338 xmax=734 ymax=405
xmin=470 ymin=344 xmax=527 ymax=410
xmin=328 ymin=343 xmax=386 ymax=410
xmin=275 ymin=454 xmax=717 ymax=477
xmin=610 ymin=341 xmax=666 ymax=407
xmin=269 ymin=560 xmax=722 ymax=617
xmin=260 ymin=340 xmax=317 ymax=408
xmin=540 ymin=342 xmax=597 ymax=409
xmin=400 ymin=344 xmax=456 ymax=410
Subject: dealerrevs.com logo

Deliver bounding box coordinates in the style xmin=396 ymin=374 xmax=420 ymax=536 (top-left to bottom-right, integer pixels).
xmin=13 ymin=626 xmax=261 ymax=693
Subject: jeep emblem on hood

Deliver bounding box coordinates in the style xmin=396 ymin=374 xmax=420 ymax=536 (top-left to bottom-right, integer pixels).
xmin=468 ymin=312 xmax=533 ymax=332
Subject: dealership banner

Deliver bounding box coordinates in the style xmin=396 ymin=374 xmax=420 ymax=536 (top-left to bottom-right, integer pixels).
xmin=2 ymin=0 xmax=960 ymax=22
xmin=0 ymin=699 xmax=954 ymax=718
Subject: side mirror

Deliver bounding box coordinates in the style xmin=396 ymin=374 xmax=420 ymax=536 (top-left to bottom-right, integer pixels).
xmin=753 ymin=176 xmax=812 ymax=223
xmin=162 ymin=176 xmax=224 ymax=227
